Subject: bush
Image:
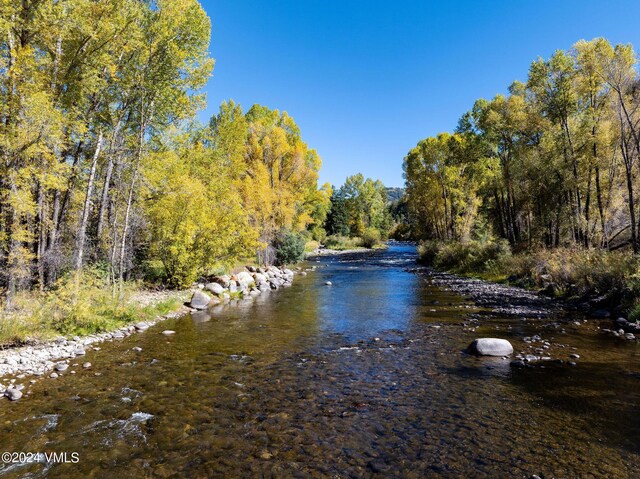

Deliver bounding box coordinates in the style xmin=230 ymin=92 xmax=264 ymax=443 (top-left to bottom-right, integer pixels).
xmin=524 ymin=248 xmax=637 ymax=299
xmin=418 ymin=239 xmax=511 ymax=274
xmin=417 ymin=240 xmax=441 ymax=265
xmin=360 ymin=228 xmax=381 ymax=249
xmin=273 ymin=231 xmax=306 ymax=266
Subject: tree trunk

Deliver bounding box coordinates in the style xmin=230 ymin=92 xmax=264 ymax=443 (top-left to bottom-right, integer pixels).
xmin=595 ymin=165 xmax=606 ymax=247
xmin=74 ymin=131 xmax=103 ymax=270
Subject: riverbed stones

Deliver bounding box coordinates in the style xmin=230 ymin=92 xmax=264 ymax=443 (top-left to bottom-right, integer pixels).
xmin=83 ymin=362 xmax=92 ymax=369
xmin=189 ymin=291 xmax=212 ymax=310
xmin=162 ymin=330 xmax=176 ymax=336
xmin=54 ymin=363 xmax=68 ymax=372
xmin=467 ymin=338 xmax=514 ymax=356
xmin=135 ymin=322 xmax=150 ymax=331
xmin=325 ymin=281 xmax=332 ymax=286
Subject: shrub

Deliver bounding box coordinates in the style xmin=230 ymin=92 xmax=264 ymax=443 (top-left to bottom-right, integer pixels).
xmin=360 ymin=227 xmax=381 ymax=249
xmin=273 ymin=231 xmax=306 ymax=266
xmin=417 ymin=240 xmax=442 ymax=264
xmin=419 ymin=239 xmax=511 ymax=273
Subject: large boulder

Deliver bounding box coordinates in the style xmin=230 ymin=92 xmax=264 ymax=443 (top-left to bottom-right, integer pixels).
xmin=212 ymin=275 xmax=231 ymax=288
xmin=205 ymin=282 xmax=225 ymax=295
xmin=189 ymin=291 xmax=212 ymax=310
xmin=467 ymin=338 xmax=513 ymax=357
xmin=236 ymin=271 xmax=254 ymax=287
xmin=253 ymin=273 xmax=268 ymax=285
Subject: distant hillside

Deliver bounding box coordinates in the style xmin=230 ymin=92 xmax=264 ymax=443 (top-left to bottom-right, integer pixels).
xmin=385 ymin=187 xmax=405 ymax=203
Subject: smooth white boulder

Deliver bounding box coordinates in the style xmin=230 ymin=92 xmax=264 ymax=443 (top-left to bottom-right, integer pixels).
xmin=467 ymin=338 xmax=513 ymax=356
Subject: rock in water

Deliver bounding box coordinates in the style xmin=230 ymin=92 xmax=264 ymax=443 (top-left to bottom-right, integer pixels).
xmin=189 ymin=291 xmax=212 ymax=310
xmin=235 ymin=271 xmax=254 ymax=287
xmin=5 ymin=388 xmax=22 ymax=401
xmin=205 ymin=282 xmax=225 ymax=295
xmin=325 ymin=281 xmax=332 ymax=286
xmin=467 ymin=338 xmax=513 ymax=356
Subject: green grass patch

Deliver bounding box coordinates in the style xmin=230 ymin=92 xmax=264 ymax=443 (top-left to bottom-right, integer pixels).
xmin=0 ymin=269 xmax=184 ymax=347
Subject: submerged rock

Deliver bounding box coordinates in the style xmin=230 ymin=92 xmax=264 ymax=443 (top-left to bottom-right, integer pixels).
xmin=467 ymin=338 xmax=513 ymax=356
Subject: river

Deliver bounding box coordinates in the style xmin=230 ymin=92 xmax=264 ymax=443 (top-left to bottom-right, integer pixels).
xmin=0 ymin=243 xmax=639 ymax=478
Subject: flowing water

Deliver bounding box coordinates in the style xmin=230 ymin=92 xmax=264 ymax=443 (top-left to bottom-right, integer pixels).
xmin=1 ymin=243 xmax=639 ymax=478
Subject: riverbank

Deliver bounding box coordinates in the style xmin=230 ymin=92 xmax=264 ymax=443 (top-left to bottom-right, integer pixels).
xmin=0 ymin=265 xmax=306 ymax=400
xmin=410 ymin=264 xmax=640 ymax=350
xmin=418 ymin=240 xmax=640 ymax=320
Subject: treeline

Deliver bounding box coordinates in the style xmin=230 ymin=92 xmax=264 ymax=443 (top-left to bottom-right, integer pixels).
xmin=404 ymin=38 xmax=640 ymax=252
xmin=325 ymin=173 xmax=392 ymax=248
xmin=0 ymin=0 xmax=329 ymax=307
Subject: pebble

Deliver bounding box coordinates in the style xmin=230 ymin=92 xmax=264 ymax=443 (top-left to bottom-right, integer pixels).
xmin=50 ymin=372 xmax=59 ymax=378
xmin=162 ymin=330 xmax=176 ymax=335
xmin=83 ymin=362 xmax=92 ymax=369
xmin=132 ymin=347 xmax=143 ymax=352
xmin=54 ymin=363 xmax=68 ymax=372
xmin=325 ymin=281 xmax=332 ymax=286
xmin=569 ymin=353 xmax=580 ymax=359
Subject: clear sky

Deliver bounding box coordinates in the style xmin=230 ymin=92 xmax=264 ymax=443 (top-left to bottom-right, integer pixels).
xmin=198 ymin=0 xmax=640 ymax=188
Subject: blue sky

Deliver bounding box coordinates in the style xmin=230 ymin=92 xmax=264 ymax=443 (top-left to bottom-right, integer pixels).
xmin=199 ymin=0 xmax=640 ymax=187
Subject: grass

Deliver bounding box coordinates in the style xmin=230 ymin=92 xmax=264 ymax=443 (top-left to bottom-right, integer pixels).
xmin=0 ymin=269 xmax=185 ymax=348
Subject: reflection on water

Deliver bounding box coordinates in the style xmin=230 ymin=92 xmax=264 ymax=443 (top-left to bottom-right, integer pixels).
xmin=0 ymin=243 xmax=639 ymax=478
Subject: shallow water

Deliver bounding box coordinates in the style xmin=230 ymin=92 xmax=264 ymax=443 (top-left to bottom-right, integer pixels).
xmin=0 ymin=243 xmax=639 ymax=478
